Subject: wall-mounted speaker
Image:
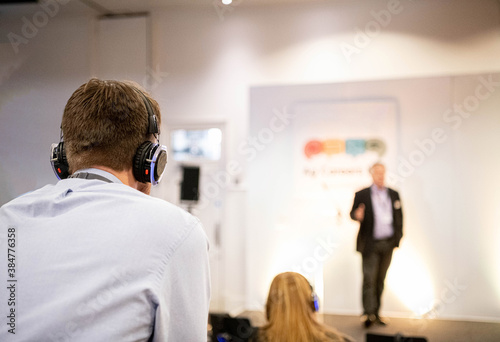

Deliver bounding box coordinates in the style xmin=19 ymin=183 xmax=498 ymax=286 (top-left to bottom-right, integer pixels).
xmin=180 ymin=166 xmax=200 ymax=202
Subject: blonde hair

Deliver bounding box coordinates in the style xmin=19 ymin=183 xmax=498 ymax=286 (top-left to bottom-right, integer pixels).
xmin=259 ymin=272 xmax=344 ymax=342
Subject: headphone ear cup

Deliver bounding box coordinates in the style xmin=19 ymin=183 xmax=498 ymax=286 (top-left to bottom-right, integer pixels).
xmin=312 ymin=293 xmax=319 ymax=312
xmin=51 ymin=142 xmax=70 ymax=180
xmin=133 ymin=141 xmax=153 ymax=183
xmin=152 ymin=145 xmax=167 ymax=184
xmin=133 ymin=141 xmax=168 ymax=185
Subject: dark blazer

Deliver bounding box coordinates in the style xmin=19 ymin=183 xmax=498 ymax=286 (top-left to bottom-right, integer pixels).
xmin=350 ymin=186 xmax=403 ymax=255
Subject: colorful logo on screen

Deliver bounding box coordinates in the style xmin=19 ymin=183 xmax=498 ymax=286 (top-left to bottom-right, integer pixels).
xmin=304 ymin=138 xmax=386 ymax=158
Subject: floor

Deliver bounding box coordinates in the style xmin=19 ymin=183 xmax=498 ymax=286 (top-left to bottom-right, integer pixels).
xmin=237 ymin=311 xmax=500 ymax=342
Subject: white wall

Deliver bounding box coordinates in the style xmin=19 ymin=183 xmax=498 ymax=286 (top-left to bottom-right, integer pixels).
xmin=1 ymin=0 xmax=499 ymax=321
xmin=0 ymin=13 xmax=92 ymax=203
xmin=247 ymin=74 xmax=500 ymax=322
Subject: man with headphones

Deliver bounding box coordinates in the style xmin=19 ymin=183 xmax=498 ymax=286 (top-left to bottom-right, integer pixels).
xmin=0 ymin=79 xmax=210 ymax=341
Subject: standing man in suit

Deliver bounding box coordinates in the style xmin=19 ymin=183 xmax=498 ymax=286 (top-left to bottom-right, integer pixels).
xmin=350 ymin=162 xmax=403 ymax=328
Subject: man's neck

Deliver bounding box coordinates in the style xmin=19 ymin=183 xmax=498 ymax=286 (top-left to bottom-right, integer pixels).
xmin=372 ymin=184 xmax=386 ymax=191
xmin=91 ymin=166 xmax=151 ymax=195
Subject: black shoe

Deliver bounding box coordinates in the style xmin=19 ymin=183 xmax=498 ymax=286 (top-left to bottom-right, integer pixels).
xmin=375 ymin=315 xmax=389 ymax=326
xmin=361 ymin=314 xmax=376 ymax=328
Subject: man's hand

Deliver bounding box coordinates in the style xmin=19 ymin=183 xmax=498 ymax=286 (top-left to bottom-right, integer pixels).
xmin=354 ymin=203 xmax=365 ymax=222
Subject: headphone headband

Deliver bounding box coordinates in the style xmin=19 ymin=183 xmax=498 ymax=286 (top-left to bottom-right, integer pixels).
xmin=132 ymin=87 xmax=159 ymax=135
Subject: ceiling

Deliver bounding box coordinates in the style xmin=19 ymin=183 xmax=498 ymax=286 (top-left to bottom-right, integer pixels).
xmin=0 ymin=0 xmax=325 ymax=16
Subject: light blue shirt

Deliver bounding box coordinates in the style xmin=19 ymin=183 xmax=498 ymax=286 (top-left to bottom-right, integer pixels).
xmin=0 ymin=168 xmax=210 ymax=341
xmin=370 ymin=185 xmax=394 ymax=240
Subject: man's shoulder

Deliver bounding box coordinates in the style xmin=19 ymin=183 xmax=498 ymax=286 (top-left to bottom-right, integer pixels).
xmin=387 ymin=187 xmax=400 ymax=196
xmin=0 ymin=183 xmax=54 ymax=210
xmin=134 ymin=193 xmax=204 ymax=238
xmin=139 ymin=193 xmax=197 ymax=219
xmin=355 ymin=187 xmax=371 ymax=196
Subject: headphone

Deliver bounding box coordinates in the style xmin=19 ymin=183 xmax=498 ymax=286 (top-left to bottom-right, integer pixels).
xmin=50 ymin=88 xmax=168 ymax=186
xmin=311 ymin=285 xmax=319 ymax=312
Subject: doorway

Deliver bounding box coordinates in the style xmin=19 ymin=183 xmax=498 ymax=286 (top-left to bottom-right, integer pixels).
xmin=154 ymin=122 xmax=226 ymax=311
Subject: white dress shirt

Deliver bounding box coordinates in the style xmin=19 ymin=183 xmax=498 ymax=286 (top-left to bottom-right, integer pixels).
xmin=0 ymin=168 xmax=210 ymax=342
xmin=370 ymin=185 xmax=394 ymax=240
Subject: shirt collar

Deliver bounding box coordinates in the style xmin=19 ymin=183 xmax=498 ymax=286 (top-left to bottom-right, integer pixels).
xmin=72 ymin=168 xmax=123 ymax=184
xmin=371 ymin=184 xmax=387 ymax=193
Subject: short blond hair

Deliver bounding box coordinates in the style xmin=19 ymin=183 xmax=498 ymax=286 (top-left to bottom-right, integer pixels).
xmin=369 ymin=162 xmax=385 ymax=174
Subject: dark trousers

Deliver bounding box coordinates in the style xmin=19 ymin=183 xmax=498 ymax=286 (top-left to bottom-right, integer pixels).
xmin=362 ymin=239 xmax=394 ymax=316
